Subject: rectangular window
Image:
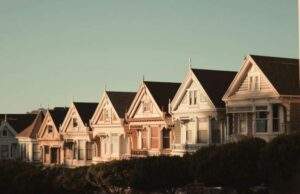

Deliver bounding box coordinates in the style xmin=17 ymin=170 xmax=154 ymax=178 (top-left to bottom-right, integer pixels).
xmin=186 ymin=130 xmax=193 ymax=144
xmin=239 ymin=113 xmax=247 ymax=133
xmin=272 ymin=104 xmax=279 ymax=132
xmin=150 ymin=127 xmax=159 ymax=149
xmin=78 ymin=140 xmax=85 ymax=160
xmin=197 ymin=130 xmax=208 ymax=144
xmin=64 ymin=143 xmax=73 ymax=159
xmin=162 ymin=128 xmax=170 ymax=149
xmin=189 ymin=91 xmax=193 ymax=105
xmin=193 ymin=90 xmax=197 ymax=105
xmin=249 ymin=77 xmax=253 ymax=90
xmin=33 ymin=144 xmax=41 ymax=161
xmin=0 ymin=145 xmax=9 ymax=159
xmin=256 ymin=111 xmax=268 ymax=133
xmin=20 ymin=144 xmax=27 ymax=160
xmin=111 ymin=134 xmax=119 ymax=154
xmin=141 ymin=130 xmax=147 ymax=149
xmin=47 ymin=125 xmax=53 ymax=133
xmin=188 ymin=90 xmax=197 ymax=105
xmin=73 ymin=118 xmax=78 ymax=128
xmin=254 ymin=76 xmax=259 ymax=90
xmin=86 ymin=142 xmax=93 ymax=160
xmin=2 ymin=129 xmax=8 ymax=137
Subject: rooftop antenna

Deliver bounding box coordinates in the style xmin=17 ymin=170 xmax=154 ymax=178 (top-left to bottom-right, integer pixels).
xmin=104 ymin=84 xmax=107 ymax=92
xmin=188 ymin=57 xmax=192 ymax=69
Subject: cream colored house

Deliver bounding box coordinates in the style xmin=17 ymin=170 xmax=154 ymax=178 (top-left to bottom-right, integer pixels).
xmin=170 ymin=67 xmax=236 ymax=155
xmin=126 ymin=81 xmax=180 ymax=156
xmin=17 ymin=111 xmax=45 ymax=162
xmin=90 ymin=91 xmax=135 ymax=162
xmin=223 ymin=55 xmax=300 ymax=142
xmin=60 ymin=102 xmax=97 ymax=167
xmin=37 ymin=107 xmax=68 ymax=165
xmin=0 ymin=114 xmax=36 ymax=160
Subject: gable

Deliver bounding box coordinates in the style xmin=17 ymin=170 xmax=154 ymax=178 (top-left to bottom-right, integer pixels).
xmin=230 ymin=62 xmax=277 ymax=98
xmin=38 ymin=112 xmax=60 ymax=140
xmin=128 ymin=85 xmax=162 ymax=119
xmin=61 ymin=105 xmax=86 ymax=133
xmin=174 ymin=79 xmax=213 ymax=112
xmin=92 ymin=94 xmax=121 ymax=125
xmin=0 ymin=124 xmax=15 ymax=138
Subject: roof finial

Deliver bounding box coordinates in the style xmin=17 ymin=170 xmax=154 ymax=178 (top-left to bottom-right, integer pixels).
xmin=4 ymin=114 xmax=7 ymax=122
xmin=104 ymin=84 xmax=107 ymax=91
xmin=188 ymin=57 xmax=192 ymax=69
xmin=142 ymin=75 xmax=145 ymax=82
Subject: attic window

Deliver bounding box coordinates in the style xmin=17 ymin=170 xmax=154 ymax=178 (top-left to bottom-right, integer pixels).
xmin=73 ymin=118 xmax=78 ymax=128
xmin=2 ymin=129 xmax=7 ymax=137
xmin=249 ymin=75 xmax=260 ymax=91
xmin=143 ymin=102 xmax=152 ymax=112
xmin=47 ymin=125 xmax=53 ymax=133
xmin=188 ymin=90 xmax=197 ymax=105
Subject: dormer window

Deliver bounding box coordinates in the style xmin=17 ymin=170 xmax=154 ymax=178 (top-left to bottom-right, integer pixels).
xmin=47 ymin=125 xmax=53 ymax=133
xmin=2 ymin=129 xmax=7 ymax=137
xmin=188 ymin=90 xmax=197 ymax=105
xmin=73 ymin=118 xmax=78 ymax=128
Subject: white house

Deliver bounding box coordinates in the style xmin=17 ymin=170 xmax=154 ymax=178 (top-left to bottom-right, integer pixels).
xmin=0 ymin=114 xmax=36 ymax=160
xmin=60 ymin=102 xmax=97 ymax=167
xmin=223 ymin=55 xmax=300 ymax=142
xmin=170 ymin=67 xmax=236 ymax=155
xmin=90 ymin=91 xmax=135 ymax=162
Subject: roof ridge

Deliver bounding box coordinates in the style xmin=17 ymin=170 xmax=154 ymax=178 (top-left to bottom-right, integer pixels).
xmin=191 ymin=68 xmax=237 ymax=73
xmin=250 ymin=54 xmax=299 ymax=61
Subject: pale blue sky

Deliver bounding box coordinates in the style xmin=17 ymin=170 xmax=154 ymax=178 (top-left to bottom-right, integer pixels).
xmin=0 ymin=0 xmax=298 ymax=113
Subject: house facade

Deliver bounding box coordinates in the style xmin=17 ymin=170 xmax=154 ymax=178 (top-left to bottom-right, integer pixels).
xmin=223 ymin=55 xmax=300 ymax=142
xmin=37 ymin=107 xmax=68 ymax=165
xmin=17 ymin=111 xmax=45 ymax=162
xmin=60 ymin=102 xmax=97 ymax=167
xmin=90 ymin=91 xmax=135 ymax=162
xmin=126 ymin=81 xmax=180 ymax=156
xmin=0 ymin=114 xmax=36 ymax=160
xmin=170 ymin=68 xmax=236 ymax=155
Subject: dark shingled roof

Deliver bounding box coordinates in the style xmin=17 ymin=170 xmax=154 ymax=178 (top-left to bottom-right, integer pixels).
xmin=49 ymin=107 xmax=69 ymax=129
xmin=144 ymin=81 xmax=181 ymax=112
xmin=250 ymin=55 xmax=300 ymax=95
xmin=74 ymin=102 xmax=98 ymax=125
xmin=17 ymin=111 xmax=45 ymax=138
xmin=0 ymin=114 xmax=36 ymax=133
xmin=106 ymin=91 xmax=136 ymax=118
xmin=192 ymin=68 xmax=237 ymax=108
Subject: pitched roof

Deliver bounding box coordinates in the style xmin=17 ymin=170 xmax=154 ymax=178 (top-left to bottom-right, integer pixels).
xmin=106 ymin=91 xmax=136 ymax=118
xmin=144 ymin=81 xmax=181 ymax=112
xmin=250 ymin=55 xmax=300 ymax=95
xmin=49 ymin=107 xmax=69 ymax=129
xmin=192 ymin=68 xmax=237 ymax=107
xmin=17 ymin=111 xmax=45 ymax=138
xmin=0 ymin=114 xmax=37 ymax=133
xmin=73 ymin=102 xmax=98 ymax=125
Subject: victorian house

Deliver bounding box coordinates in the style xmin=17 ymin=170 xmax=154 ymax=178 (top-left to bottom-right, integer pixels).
xmin=17 ymin=110 xmax=45 ymax=162
xmin=60 ymin=102 xmax=97 ymax=167
xmin=222 ymin=55 xmax=300 ymax=142
xmin=0 ymin=114 xmax=36 ymax=160
xmin=37 ymin=107 xmax=68 ymax=165
xmin=170 ymin=67 xmax=236 ymax=155
xmin=126 ymin=81 xmax=180 ymax=156
xmin=90 ymin=91 xmax=136 ymax=162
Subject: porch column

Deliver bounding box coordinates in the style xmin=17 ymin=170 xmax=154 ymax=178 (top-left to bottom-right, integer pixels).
xmin=84 ymin=140 xmax=87 ymax=163
xmin=268 ymin=104 xmax=273 ymax=134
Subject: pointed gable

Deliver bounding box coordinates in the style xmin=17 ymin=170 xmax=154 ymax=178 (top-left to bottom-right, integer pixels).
xmin=73 ymin=102 xmax=98 ymax=126
xmin=49 ymin=107 xmax=69 ymax=129
xmin=192 ymin=69 xmax=236 ymax=107
xmin=250 ymin=55 xmax=300 ymax=95
xmin=106 ymin=91 xmax=136 ymax=118
xmin=144 ymin=81 xmax=180 ymax=112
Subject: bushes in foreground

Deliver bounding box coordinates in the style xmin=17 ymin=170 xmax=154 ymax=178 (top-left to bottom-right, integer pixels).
xmin=1 ymin=134 xmax=300 ymax=193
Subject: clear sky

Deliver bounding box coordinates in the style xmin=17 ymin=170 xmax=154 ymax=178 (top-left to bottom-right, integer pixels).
xmin=0 ymin=0 xmax=298 ymax=113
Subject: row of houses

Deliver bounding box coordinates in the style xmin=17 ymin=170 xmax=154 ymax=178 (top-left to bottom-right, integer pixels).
xmin=1 ymin=54 xmax=300 ymax=167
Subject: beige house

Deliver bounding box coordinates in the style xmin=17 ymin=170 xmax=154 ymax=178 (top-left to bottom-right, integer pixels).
xmin=0 ymin=114 xmax=36 ymax=160
xmin=37 ymin=107 xmax=68 ymax=165
xmin=90 ymin=91 xmax=135 ymax=162
xmin=223 ymin=55 xmax=300 ymax=142
xmin=60 ymin=102 xmax=97 ymax=167
xmin=17 ymin=111 xmax=45 ymax=162
xmin=171 ymin=67 xmax=236 ymax=155
xmin=126 ymin=81 xmax=180 ymax=156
